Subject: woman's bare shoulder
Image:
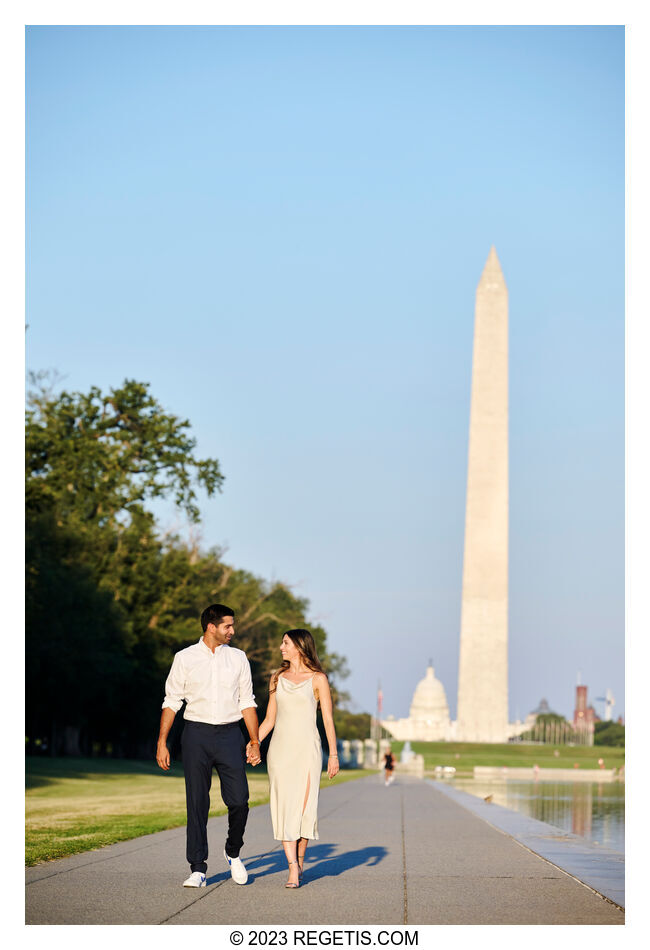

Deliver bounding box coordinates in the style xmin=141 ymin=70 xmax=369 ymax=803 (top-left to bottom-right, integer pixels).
xmin=313 ymin=671 xmax=329 ymax=685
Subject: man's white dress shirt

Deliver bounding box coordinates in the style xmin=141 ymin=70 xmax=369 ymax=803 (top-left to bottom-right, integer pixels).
xmin=162 ymin=638 xmax=257 ymax=724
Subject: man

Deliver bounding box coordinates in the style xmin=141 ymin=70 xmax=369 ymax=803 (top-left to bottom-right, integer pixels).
xmin=156 ymin=603 xmax=262 ymax=887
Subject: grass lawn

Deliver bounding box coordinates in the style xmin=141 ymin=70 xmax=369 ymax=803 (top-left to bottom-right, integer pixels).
xmin=385 ymin=740 xmax=625 ymax=774
xmin=25 ymin=757 xmax=370 ymax=867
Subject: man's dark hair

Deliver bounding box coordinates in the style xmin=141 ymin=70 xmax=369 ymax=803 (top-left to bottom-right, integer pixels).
xmin=201 ymin=603 xmax=234 ymax=632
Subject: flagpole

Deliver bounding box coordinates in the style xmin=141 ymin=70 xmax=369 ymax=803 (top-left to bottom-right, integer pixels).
xmin=376 ymin=680 xmax=383 ymax=757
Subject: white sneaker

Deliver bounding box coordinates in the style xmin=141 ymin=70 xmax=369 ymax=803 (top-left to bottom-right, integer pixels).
xmin=183 ymin=871 xmax=206 ymax=887
xmin=224 ymin=849 xmax=248 ymax=884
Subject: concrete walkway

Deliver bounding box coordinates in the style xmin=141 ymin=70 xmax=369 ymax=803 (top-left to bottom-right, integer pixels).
xmin=431 ymin=779 xmax=625 ymax=908
xmin=25 ymin=775 xmax=624 ymax=925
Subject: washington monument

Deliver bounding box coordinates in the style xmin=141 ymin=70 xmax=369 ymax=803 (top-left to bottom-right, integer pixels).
xmin=456 ymin=247 xmax=509 ymax=742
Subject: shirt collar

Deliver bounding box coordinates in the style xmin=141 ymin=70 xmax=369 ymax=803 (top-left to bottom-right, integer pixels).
xmin=199 ymin=637 xmax=226 ymax=654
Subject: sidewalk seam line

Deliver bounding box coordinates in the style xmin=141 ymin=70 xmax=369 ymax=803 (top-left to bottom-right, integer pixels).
xmin=25 ymin=830 xmax=187 ymax=883
xmin=483 ymin=825 xmax=625 ymax=912
xmin=426 ymin=782 xmax=624 ymax=912
xmin=159 ymin=846 xmax=286 ymax=924
xmin=27 ymin=780 xmax=366 ymax=883
xmin=158 ymin=789 xmax=362 ymax=924
xmin=400 ymin=788 xmax=408 ymax=925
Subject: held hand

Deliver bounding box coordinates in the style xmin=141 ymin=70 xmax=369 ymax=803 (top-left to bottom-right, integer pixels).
xmin=327 ymin=755 xmax=339 ymax=779
xmin=246 ymin=741 xmax=262 ymax=766
xmin=156 ymin=743 xmax=170 ymax=771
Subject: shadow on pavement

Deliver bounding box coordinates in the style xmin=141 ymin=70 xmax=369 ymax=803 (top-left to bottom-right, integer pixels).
xmin=207 ymin=844 xmax=388 ymax=887
xmin=301 ymin=845 xmax=387 ymax=884
xmin=207 ymin=849 xmax=286 ymax=886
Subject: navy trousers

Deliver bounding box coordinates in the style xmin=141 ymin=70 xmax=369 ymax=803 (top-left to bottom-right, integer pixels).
xmin=181 ymin=720 xmax=249 ymax=873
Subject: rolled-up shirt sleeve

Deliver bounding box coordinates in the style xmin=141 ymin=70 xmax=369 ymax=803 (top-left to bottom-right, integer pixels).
xmin=238 ymin=656 xmax=257 ymax=711
xmin=162 ymin=653 xmax=185 ymax=712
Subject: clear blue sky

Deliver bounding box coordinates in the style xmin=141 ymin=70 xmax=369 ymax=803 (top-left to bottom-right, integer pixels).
xmin=26 ymin=25 xmax=624 ymax=724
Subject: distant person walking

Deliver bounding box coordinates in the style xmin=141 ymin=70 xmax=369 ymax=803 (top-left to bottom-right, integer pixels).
xmin=254 ymin=630 xmax=339 ymax=888
xmin=384 ymin=749 xmax=395 ymax=786
xmin=156 ymin=604 xmax=262 ymax=888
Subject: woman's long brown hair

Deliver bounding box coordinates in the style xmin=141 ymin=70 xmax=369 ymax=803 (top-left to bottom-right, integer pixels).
xmin=270 ymin=629 xmax=327 ymax=693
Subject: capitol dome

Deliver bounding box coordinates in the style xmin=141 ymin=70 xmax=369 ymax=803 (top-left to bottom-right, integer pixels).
xmin=380 ymin=662 xmax=454 ymax=742
xmin=409 ymin=665 xmax=450 ymax=727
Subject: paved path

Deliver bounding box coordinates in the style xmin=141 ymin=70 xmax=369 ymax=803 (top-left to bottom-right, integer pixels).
xmin=25 ymin=775 xmax=624 ymax=925
xmin=431 ymin=779 xmax=625 ymax=908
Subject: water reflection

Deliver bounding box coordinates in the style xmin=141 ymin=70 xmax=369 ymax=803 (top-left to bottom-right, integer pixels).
xmin=448 ymin=777 xmax=625 ymax=853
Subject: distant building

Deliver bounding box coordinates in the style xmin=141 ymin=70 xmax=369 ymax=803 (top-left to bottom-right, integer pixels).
xmin=573 ymin=685 xmax=597 ymax=745
xmin=506 ymin=698 xmax=554 ymax=740
xmin=381 ymin=663 xmax=534 ymax=742
xmin=530 ymin=698 xmax=551 ymax=717
xmin=381 ymin=664 xmax=453 ymax=741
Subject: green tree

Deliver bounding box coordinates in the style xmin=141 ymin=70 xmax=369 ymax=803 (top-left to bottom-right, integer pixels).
xmin=143 ymin=541 xmax=351 ymax=745
xmin=26 ymin=378 xmax=223 ymax=754
xmin=26 ymin=509 xmax=130 ymax=754
xmin=519 ymin=711 xmax=575 ymax=744
xmin=27 ymin=377 xmax=222 ymax=524
xmin=26 ymin=377 xmax=354 ymax=757
xmin=333 ymin=710 xmax=372 ymax=740
xmin=594 ymin=721 xmax=625 ymax=747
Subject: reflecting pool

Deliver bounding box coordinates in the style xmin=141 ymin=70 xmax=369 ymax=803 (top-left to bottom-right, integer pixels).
xmin=448 ymin=777 xmax=625 ymax=853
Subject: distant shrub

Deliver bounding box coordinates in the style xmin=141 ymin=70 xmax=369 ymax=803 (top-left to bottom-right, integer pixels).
xmin=332 ymin=710 xmax=372 ymax=740
xmin=594 ymin=721 xmax=625 ymax=747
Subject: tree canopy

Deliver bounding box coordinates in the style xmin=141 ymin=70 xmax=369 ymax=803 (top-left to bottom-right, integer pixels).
xmin=26 ymin=378 xmax=351 ymax=757
xmin=594 ymin=721 xmax=625 ymax=747
xmin=27 ymin=378 xmax=223 ymax=526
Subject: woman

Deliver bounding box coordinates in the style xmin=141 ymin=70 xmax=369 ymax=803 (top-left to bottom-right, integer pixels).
xmin=383 ymin=748 xmax=395 ymax=786
xmin=252 ymin=629 xmax=339 ymax=888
